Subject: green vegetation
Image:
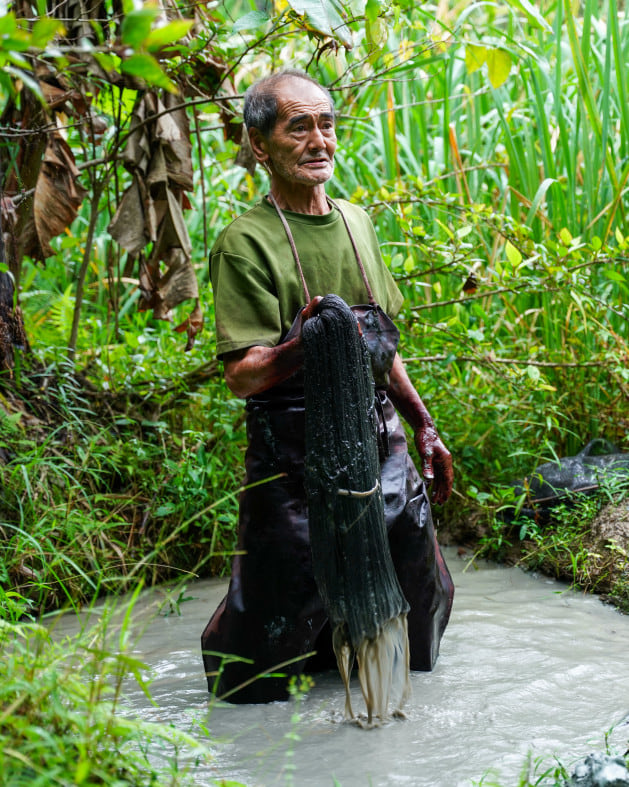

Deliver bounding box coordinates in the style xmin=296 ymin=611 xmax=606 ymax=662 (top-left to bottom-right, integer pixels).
xmin=0 ymin=590 xmax=215 ymax=786
xmin=505 ymin=475 xmax=629 ymax=612
xmin=1 ymin=0 xmax=628 ymax=783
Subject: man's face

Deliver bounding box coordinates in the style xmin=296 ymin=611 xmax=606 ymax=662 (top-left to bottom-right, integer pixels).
xmin=260 ymin=78 xmax=337 ymax=187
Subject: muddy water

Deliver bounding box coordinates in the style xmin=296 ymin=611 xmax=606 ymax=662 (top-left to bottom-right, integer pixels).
xmin=52 ymin=549 xmax=629 ymax=786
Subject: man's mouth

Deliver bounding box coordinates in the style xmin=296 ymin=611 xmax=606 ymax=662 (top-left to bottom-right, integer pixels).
xmin=301 ymin=157 xmax=330 ymax=166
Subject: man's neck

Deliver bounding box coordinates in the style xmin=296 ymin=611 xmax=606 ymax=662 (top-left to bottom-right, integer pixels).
xmin=268 ymin=183 xmax=330 ymax=215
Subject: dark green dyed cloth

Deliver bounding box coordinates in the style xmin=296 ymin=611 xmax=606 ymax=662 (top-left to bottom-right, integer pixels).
xmin=302 ymin=295 xmax=409 ymax=650
xmin=201 ymin=388 xmax=454 ymax=703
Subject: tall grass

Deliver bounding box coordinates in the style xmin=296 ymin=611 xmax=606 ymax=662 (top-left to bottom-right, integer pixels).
xmin=9 ymin=0 xmax=626 ymax=558
xmin=0 ymin=590 xmax=216 ymax=786
xmin=324 ymin=0 xmax=629 ymax=489
xmin=0 ymin=361 xmax=242 ymax=613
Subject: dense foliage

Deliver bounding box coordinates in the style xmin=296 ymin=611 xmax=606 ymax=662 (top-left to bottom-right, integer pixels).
xmin=1 ymin=0 xmax=628 ymax=783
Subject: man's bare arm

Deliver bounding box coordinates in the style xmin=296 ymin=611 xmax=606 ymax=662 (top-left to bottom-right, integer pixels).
xmin=222 ymin=341 xmax=302 ymax=399
xmin=387 ymin=353 xmax=453 ymax=504
xmin=222 ymin=296 xmax=322 ymax=399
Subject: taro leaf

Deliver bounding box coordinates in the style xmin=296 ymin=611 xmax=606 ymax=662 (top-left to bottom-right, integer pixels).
xmin=286 ymin=0 xmax=353 ymax=48
xmin=34 ymin=133 xmax=87 ymax=258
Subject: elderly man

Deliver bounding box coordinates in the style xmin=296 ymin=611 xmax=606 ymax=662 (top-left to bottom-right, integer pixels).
xmin=201 ymin=70 xmax=454 ymax=703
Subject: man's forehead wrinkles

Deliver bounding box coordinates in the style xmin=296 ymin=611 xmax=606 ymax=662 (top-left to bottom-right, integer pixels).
xmin=287 ymin=113 xmax=311 ymax=126
xmin=277 ymin=96 xmax=332 ymax=118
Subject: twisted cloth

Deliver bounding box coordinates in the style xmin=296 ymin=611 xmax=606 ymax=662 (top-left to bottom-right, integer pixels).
xmin=303 ymin=294 xmax=411 ymax=722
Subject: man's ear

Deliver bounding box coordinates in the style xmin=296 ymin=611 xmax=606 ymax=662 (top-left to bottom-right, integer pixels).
xmin=248 ymin=128 xmax=269 ymax=165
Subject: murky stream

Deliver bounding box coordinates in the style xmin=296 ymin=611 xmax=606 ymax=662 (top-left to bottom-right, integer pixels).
xmin=51 ymin=548 xmax=629 ymax=786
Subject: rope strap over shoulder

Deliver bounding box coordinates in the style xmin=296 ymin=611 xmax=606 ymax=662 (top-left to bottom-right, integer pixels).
xmin=267 ymin=192 xmax=376 ymax=305
xmin=267 ymin=192 xmax=311 ymax=302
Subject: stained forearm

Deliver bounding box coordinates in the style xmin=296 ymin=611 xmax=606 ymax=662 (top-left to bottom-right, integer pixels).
xmin=223 ymin=339 xmax=304 ymax=399
xmin=387 ymin=352 xmax=453 ymax=503
xmin=387 ymin=354 xmax=434 ymax=430
xmin=223 ymin=296 xmax=323 ymax=399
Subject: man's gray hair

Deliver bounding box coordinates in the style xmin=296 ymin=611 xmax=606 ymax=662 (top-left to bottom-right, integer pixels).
xmin=243 ymin=70 xmax=335 ymax=137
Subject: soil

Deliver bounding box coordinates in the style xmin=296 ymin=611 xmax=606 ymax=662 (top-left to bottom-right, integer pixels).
xmin=585 ymin=500 xmax=629 ymax=604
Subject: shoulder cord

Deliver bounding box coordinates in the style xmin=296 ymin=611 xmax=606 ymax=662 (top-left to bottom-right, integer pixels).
xmin=267 ymin=192 xmax=376 ymax=306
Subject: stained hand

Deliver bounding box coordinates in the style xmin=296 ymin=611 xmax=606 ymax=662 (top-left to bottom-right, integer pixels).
xmin=300 ymin=295 xmax=323 ymax=325
xmin=414 ymin=425 xmax=453 ymax=505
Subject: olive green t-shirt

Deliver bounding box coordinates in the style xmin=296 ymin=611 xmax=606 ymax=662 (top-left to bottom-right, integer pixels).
xmin=210 ymin=197 xmax=404 ymax=358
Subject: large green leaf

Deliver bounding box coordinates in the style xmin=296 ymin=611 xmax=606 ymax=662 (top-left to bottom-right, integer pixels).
xmin=145 ymin=19 xmax=194 ymax=52
xmin=30 ymin=18 xmax=65 ymax=48
xmin=0 ymin=15 xmax=31 ymax=53
xmin=287 ymin=0 xmax=353 ymax=48
xmin=121 ymin=7 xmax=160 ymax=48
xmin=0 ymin=12 xmax=17 ymax=36
xmin=365 ymin=0 xmax=385 ymax=23
xmin=233 ymin=10 xmax=271 ymax=33
xmin=121 ymin=52 xmax=176 ymax=92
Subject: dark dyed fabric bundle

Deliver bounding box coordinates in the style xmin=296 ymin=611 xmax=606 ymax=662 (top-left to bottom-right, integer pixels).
xmin=302 ymin=294 xmax=410 ymax=722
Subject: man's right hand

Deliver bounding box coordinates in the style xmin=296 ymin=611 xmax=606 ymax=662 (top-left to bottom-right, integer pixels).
xmin=301 ymin=295 xmax=323 ymax=324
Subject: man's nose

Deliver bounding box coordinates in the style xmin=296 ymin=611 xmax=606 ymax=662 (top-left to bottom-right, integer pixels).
xmin=308 ymin=126 xmax=325 ymax=149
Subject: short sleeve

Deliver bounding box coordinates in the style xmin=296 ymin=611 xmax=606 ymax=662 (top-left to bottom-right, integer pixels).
xmin=210 ymin=249 xmax=283 ymax=358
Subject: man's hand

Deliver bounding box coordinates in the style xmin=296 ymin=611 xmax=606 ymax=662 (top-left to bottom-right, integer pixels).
xmin=414 ymin=424 xmax=453 ymax=505
xmin=301 ymin=295 xmax=323 ymax=323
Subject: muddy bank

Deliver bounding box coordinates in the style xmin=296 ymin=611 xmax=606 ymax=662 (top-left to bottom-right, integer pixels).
xmin=441 ymin=497 xmax=629 ymax=613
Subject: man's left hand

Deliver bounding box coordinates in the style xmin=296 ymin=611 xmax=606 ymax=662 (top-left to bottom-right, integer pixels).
xmin=414 ymin=425 xmax=453 ymax=505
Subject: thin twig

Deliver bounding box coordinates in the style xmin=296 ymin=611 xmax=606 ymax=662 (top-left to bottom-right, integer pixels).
xmin=403 ymin=354 xmax=609 ymax=368
xmin=192 ymin=106 xmax=208 ymax=258
xmin=408 ymin=257 xmax=627 ymax=311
